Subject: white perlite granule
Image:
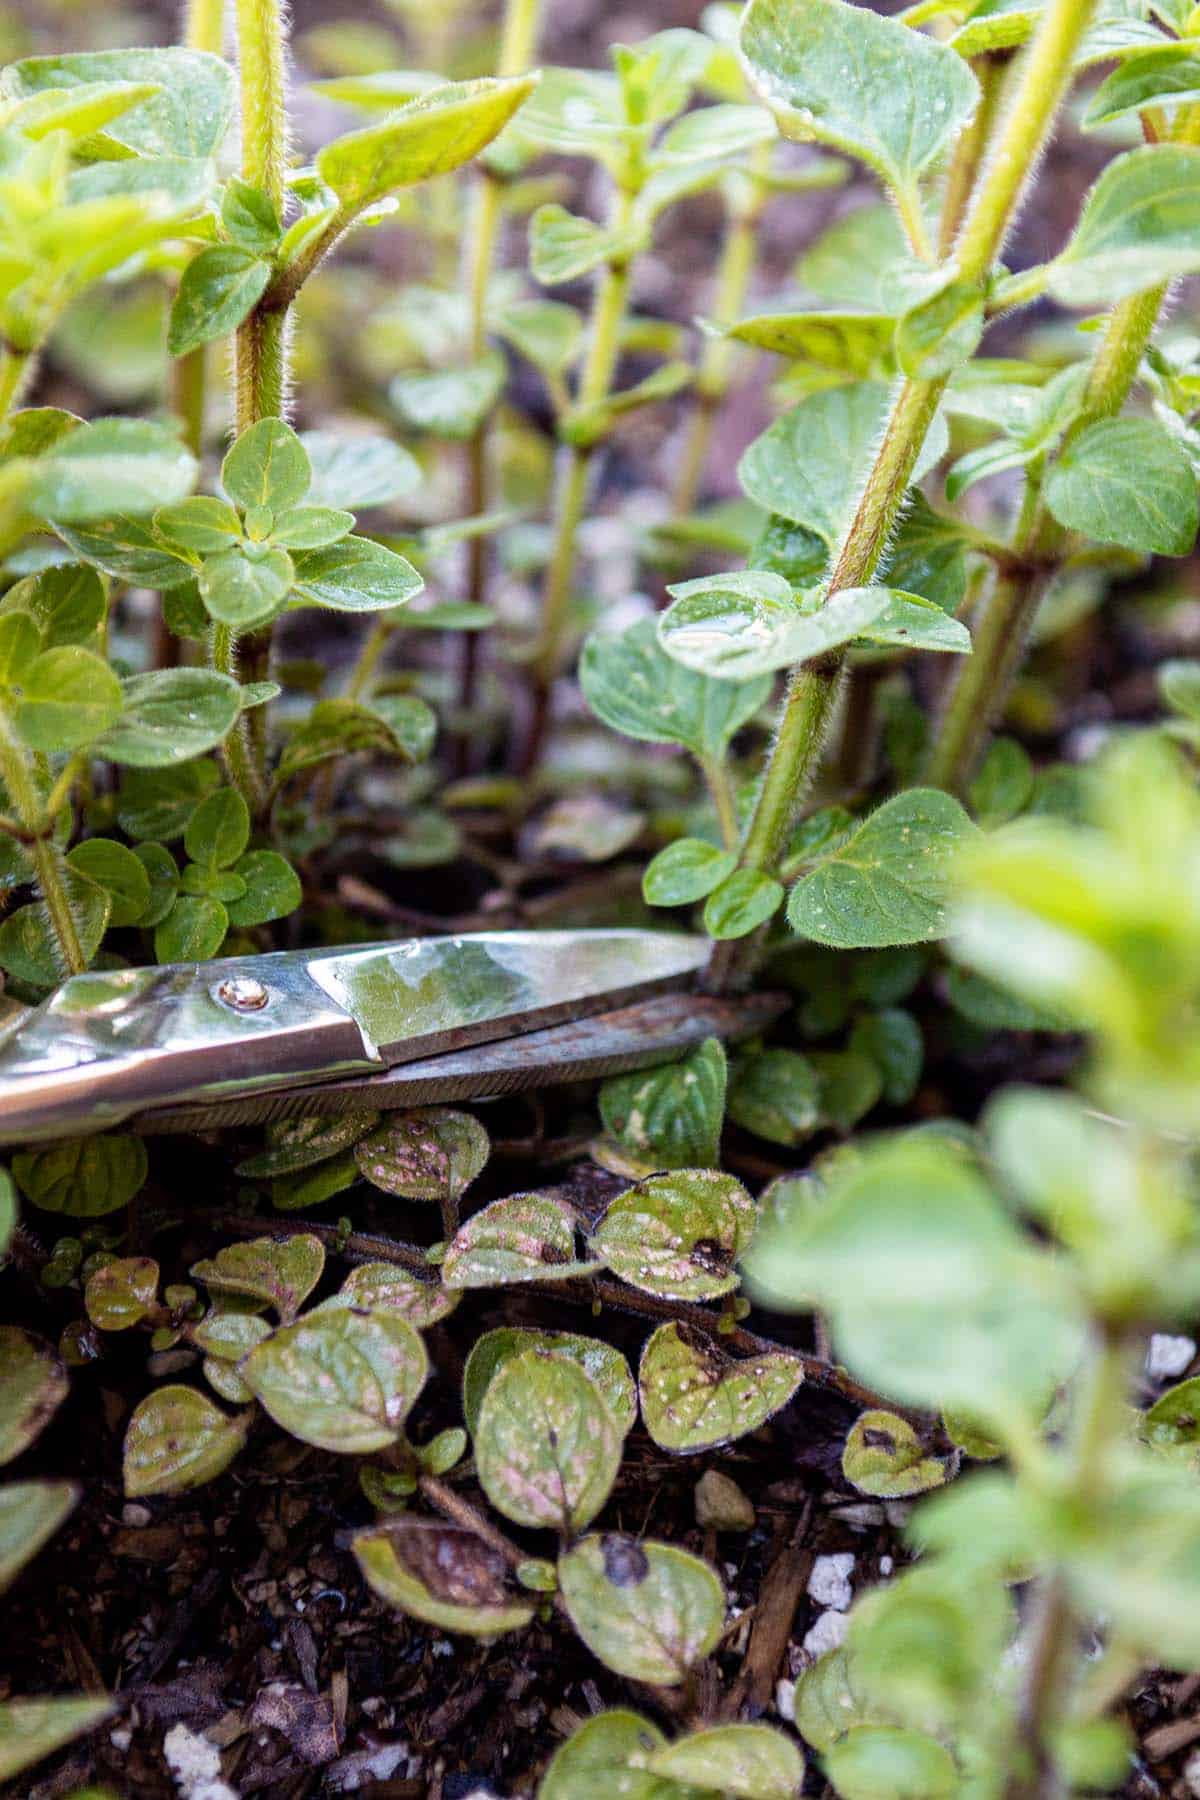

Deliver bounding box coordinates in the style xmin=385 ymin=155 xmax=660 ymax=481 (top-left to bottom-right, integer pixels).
xmin=1147 ymin=1334 xmax=1196 ymax=1380
xmin=807 ymin=1553 xmax=855 ymax=1611
xmin=163 ymin=1722 xmax=239 ymax=1800
xmin=802 ymin=1609 xmax=850 ymax=1658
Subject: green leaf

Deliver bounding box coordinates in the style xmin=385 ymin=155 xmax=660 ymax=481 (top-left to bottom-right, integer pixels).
xmin=463 ymin=1328 xmax=636 ymax=1438
xmin=221 ymin=174 xmax=282 ymax=253
xmin=354 ymin=1517 xmax=535 ymax=1636
xmin=529 ymin=204 xmax=642 ymax=284
xmin=1145 ymin=1377 xmax=1200 ymax=1466
xmin=222 ymin=418 xmax=311 ymax=513
xmin=30 ymin=418 xmax=197 ymax=524
xmin=155 ymin=894 xmax=227 ymax=961
xmin=969 ymin=736 xmax=1034 ymax=826
xmin=0 ymin=1170 xmax=14 ymax=1259
xmin=0 ymin=1480 xmax=76 ymax=1595
xmin=537 ymin=1710 xmax=670 ymax=1800
xmin=842 ymin=1409 xmax=948 ymax=1497
xmin=0 ymin=865 xmax=110 ymax=987
xmin=647 ymin=1724 xmax=805 ymax=1799
xmin=318 ymin=75 xmax=539 ymax=216
xmin=98 ymin=668 xmax=241 ymax=769
xmin=185 ymin=786 xmax=249 ymax=867
xmin=580 ymin=617 xmax=771 ymax=762
xmin=168 ymin=245 xmax=272 ymax=357
xmin=881 ymin=494 xmax=968 ymax=616
xmin=55 ymin=516 xmax=195 ymax=592
xmin=0 ymin=1328 xmax=68 ymax=1464
xmin=299 ymin=429 xmax=421 ymax=509
xmin=895 ymin=280 xmax=985 ymax=381
xmin=0 ymin=1696 xmax=115 ymax=1784
xmin=661 ymin=577 xmax=969 ymax=682
xmin=739 ymin=0 xmax=978 ymax=204
xmin=786 ymin=789 xmax=976 ymax=949
xmin=1048 ymin=145 xmax=1200 ymax=307
xmin=154 ymin=495 xmax=242 ymax=554
xmin=316 ymin=1261 xmax=458 ymax=1330
xmin=118 ymin=761 xmax=219 ymax=841
xmin=643 ymin=838 xmax=738 ymax=906
xmin=14 ymin=563 xmax=105 ymax=646
xmin=1044 ymin=417 xmax=1198 ymax=556
xmin=824 ymin=1727 xmax=958 ymax=1800
xmin=558 ymin=1535 xmax=725 ymax=1685
xmin=225 ymin=850 xmax=301 ymax=927
xmin=1084 ymin=43 xmax=1200 ymax=127
xmin=269 ymin=1152 xmax=358 ymax=1213
xmin=270 ymin=504 xmax=355 ymax=550
xmin=442 ymin=1192 xmax=597 ymax=1287
xmin=84 ymin=1255 xmax=160 ymax=1331
xmin=240 ymin=1308 xmax=428 ymax=1453
xmin=744 ymin=1134 xmax=1083 ymax=1430
xmin=290 ymin=536 xmax=424 ymax=611
xmin=13 ymin=645 xmax=121 ymax=753
xmin=5 ymin=78 xmax=162 ymax=144
xmin=66 ymin=839 xmax=150 ymax=927
xmin=849 ymin=1009 xmax=924 ymax=1106
xmin=13 ymin=1135 xmax=146 ymax=1219
xmin=593 ymin=1169 xmax=755 ymax=1300
xmin=811 ymin=1047 xmax=884 ymax=1133
xmin=123 ymin=1384 xmax=249 ymax=1497
xmin=390 ymin=352 xmax=506 ymax=438
xmin=475 ymin=1349 xmax=622 ymax=1533
xmin=703 ymin=867 xmax=785 ymax=939
xmin=800 ymin=202 xmax=932 ymax=314
xmin=728 ymin=1047 xmax=821 ymax=1146
xmin=639 ymin=1322 xmax=803 ymax=1453
xmin=655 ymin=101 xmax=777 ymax=166
xmin=728 ymin=309 xmax=895 ymax=374
xmin=355 ymin=1107 xmax=490 ymax=1201
xmin=738 ymin=383 xmax=948 ymax=550
xmin=599 ymin=1038 xmax=727 ymax=1171
xmin=190 ymin=1232 xmax=325 ymax=1320
xmin=494 ymin=298 xmax=583 ymax=377
xmin=1 ymin=48 xmax=235 ymax=157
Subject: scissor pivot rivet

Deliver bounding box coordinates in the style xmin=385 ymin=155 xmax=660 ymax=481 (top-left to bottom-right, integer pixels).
xmin=216 ymin=975 xmax=270 ymax=1013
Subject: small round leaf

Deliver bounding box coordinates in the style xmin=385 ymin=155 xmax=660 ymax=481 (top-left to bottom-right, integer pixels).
xmin=190 ymin=1233 xmax=325 ymax=1321
xmin=123 ymin=1384 xmax=249 ymax=1497
xmin=239 ymin=1307 xmax=428 ymax=1453
xmin=639 ymin=1322 xmax=804 ymax=1454
xmin=475 ymin=1349 xmax=622 ymax=1534
xmin=84 ymin=1256 xmax=160 ymax=1331
xmin=593 ymin=1170 xmax=755 ymax=1300
xmin=463 ymin=1327 xmax=635 ymax=1437
xmin=354 ymin=1517 xmax=535 ymax=1637
xmin=842 ymin=1410 xmax=948 ymax=1498
xmin=442 ymin=1192 xmax=596 ymax=1288
xmin=558 ymin=1534 xmax=725 ymax=1685
xmin=355 ymin=1107 xmax=490 ymax=1201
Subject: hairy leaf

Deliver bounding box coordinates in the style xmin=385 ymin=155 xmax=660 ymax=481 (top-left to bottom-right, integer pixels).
xmin=593 ymin=1169 xmax=755 ymax=1299
xmin=639 ymin=1323 xmax=804 ymax=1453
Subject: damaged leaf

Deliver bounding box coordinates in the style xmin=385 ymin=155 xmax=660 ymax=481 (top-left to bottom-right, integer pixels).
xmin=315 ymin=1260 xmax=459 ymax=1329
xmin=474 ymin=1349 xmax=622 ymax=1533
xmin=442 ymin=1192 xmax=597 ymax=1287
xmin=842 ymin=1409 xmax=949 ymax=1498
xmin=122 ymin=1384 xmax=250 ymax=1497
xmin=0 ymin=1327 xmax=69 ymax=1465
xmin=84 ymin=1256 xmax=160 ymax=1331
xmin=558 ymin=1534 xmax=726 ymax=1684
xmin=355 ymin=1107 xmax=490 ymax=1201
xmin=598 ymin=1038 xmax=726 ymax=1171
xmin=239 ymin=1307 xmax=428 ymax=1454
xmin=190 ymin=1233 xmax=325 ymax=1321
xmin=463 ymin=1327 xmax=636 ymax=1436
xmin=235 ymin=1110 xmax=381 ymax=1178
xmin=354 ymin=1516 xmax=536 ymax=1636
xmin=593 ymin=1169 xmax=755 ymax=1300
xmin=638 ymin=1322 xmax=803 ymax=1453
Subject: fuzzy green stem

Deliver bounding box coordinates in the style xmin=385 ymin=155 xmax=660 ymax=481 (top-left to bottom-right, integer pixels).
xmin=455 ymin=0 xmax=545 ymax=744
xmin=233 ymin=0 xmax=288 ymax=433
xmin=927 ymin=275 xmax=1166 ymax=793
xmin=706 ymin=0 xmax=1098 ymax=990
xmin=702 ymin=757 xmax=740 ymax=852
xmin=170 ymin=0 xmax=224 ymax=464
xmin=0 ymin=716 xmax=85 ymax=974
xmin=672 ymin=144 xmax=772 ymax=516
xmin=1005 ymin=1331 xmax=1133 ymax=1800
xmin=211 ymin=624 xmax=266 ymax=814
xmin=938 ymin=53 xmax=1008 ymax=259
xmin=345 ymin=616 xmax=393 ymax=703
xmin=527 ymin=190 xmax=636 ymax=724
xmin=0 ymin=347 xmax=32 ymax=423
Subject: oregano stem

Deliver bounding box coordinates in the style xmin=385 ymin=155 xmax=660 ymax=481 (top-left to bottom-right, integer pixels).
xmin=0 ymin=347 xmax=33 ymax=424
xmin=455 ymin=0 xmax=545 ymax=750
xmin=233 ymin=0 xmax=288 ymax=432
xmin=717 ymin=0 xmax=1098 ymax=926
xmin=672 ymin=140 xmax=772 ymax=516
xmin=211 ymin=623 xmax=266 ymax=814
xmin=0 ymin=714 xmax=85 ymax=975
xmin=523 ymin=187 xmax=637 ymax=763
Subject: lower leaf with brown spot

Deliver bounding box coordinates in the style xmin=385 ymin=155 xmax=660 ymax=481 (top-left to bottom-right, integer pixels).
xmin=638 ymin=1321 xmax=804 ymax=1454
xmin=354 ymin=1516 xmax=536 ymax=1636
xmin=557 ymin=1533 xmax=726 ymax=1684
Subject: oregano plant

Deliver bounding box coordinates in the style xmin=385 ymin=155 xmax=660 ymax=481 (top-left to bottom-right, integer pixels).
xmin=4 ymin=0 xmax=1200 ymax=1790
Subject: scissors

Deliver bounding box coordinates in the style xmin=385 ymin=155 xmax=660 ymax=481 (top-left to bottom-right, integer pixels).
xmin=0 ymin=930 xmax=784 ymax=1145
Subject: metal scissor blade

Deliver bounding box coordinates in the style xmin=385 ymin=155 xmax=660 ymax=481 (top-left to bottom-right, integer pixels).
xmin=0 ymin=930 xmax=709 ymax=1146
xmin=134 ymin=990 xmax=787 ymax=1133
